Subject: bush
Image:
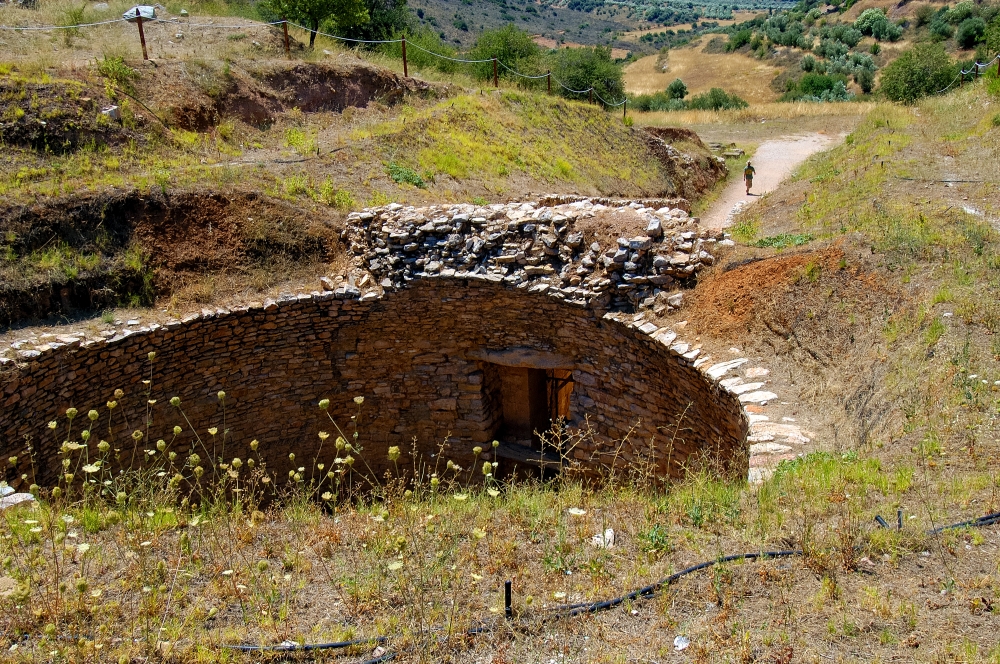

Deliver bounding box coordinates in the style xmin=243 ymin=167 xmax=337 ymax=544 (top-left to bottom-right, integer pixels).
xmin=956 ymin=17 xmax=986 ymax=49
xmin=801 ymin=55 xmax=816 ymax=72
xmin=879 ymin=43 xmax=956 ymax=103
xmin=727 ymin=28 xmax=753 ymax=51
xmin=914 ymin=4 xmax=936 ymax=27
xmin=551 ymin=45 xmax=625 ymax=103
xmin=687 ymin=88 xmax=748 ymax=111
xmin=468 ymin=25 xmax=542 ymax=81
xmin=929 ymin=19 xmax=954 ymax=40
xmin=855 ymin=68 xmax=875 ymax=94
xmin=629 ymin=92 xmax=686 ymax=111
xmin=782 ymin=73 xmax=855 ymax=101
xmin=666 ymin=77 xmax=688 ymax=99
xmin=947 ymin=1 xmax=975 ymax=25
xmin=854 ymin=8 xmax=903 ymax=41
xmin=387 ymin=162 xmax=425 ymax=188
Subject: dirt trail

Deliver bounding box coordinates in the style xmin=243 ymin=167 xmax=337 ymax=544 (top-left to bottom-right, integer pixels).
xmin=702 ymin=133 xmax=839 ymax=229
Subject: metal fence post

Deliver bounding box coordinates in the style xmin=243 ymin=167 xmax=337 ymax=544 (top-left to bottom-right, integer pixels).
xmin=135 ymin=8 xmax=148 ymax=61
xmin=282 ymin=18 xmax=290 ymax=59
xmin=547 ymin=70 xmax=551 ymax=94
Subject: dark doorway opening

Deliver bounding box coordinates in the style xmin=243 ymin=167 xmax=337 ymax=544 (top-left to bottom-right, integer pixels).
xmin=488 ymin=364 xmax=574 ymax=478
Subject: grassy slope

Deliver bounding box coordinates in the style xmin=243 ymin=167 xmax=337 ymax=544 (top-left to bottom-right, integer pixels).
xmin=0 ymin=54 xmax=679 ymax=319
xmin=2 ymin=83 xmax=1000 ymax=662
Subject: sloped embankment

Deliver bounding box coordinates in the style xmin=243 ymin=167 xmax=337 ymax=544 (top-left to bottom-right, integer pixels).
xmin=0 ymin=190 xmax=340 ymax=326
xmin=356 ymin=92 xmax=726 ymax=200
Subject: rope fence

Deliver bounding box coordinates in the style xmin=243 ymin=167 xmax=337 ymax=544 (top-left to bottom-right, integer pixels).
xmin=937 ymin=53 xmax=1000 ymax=93
xmin=11 ymin=12 xmax=995 ymax=109
xmin=0 ymin=13 xmax=634 ymax=111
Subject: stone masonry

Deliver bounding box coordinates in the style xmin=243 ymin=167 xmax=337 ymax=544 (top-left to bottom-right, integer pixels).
xmin=0 ymin=278 xmax=748 ymax=489
xmin=342 ymin=198 xmax=727 ymax=314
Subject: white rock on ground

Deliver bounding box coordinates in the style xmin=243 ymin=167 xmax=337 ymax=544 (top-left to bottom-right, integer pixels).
xmin=706 ymin=358 xmax=749 ymax=379
xmin=739 ymin=391 xmax=778 ymax=404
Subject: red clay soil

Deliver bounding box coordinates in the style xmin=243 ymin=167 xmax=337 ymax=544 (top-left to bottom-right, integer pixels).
xmin=687 ymin=244 xmax=899 ymax=345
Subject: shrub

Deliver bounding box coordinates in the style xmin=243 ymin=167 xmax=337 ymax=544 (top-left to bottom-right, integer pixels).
xmin=801 ymin=54 xmax=816 ymax=72
xmin=687 ymin=88 xmax=748 ymax=111
xmin=914 ymin=3 xmax=936 ymax=27
xmin=387 ymin=162 xmax=426 ymax=188
xmin=551 ymin=45 xmax=625 ymax=103
xmin=929 ymin=19 xmax=955 ymax=40
xmin=955 ymin=17 xmax=986 ymax=49
xmin=854 ymin=8 xmax=903 ymax=41
xmin=879 ymin=43 xmax=955 ymax=103
xmin=629 ymin=92 xmax=685 ymax=111
xmin=727 ymin=28 xmax=753 ymax=51
xmin=855 ymin=68 xmax=875 ymax=94
xmin=783 ymin=73 xmax=855 ymax=102
xmin=468 ymin=25 xmax=542 ymax=81
xmin=379 ymin=29 xmax=459 ymax=73
xmin=666 ymin=77 xmax=688 ymax=99
xmin=947 ymin=1 xmax=975 ymax=25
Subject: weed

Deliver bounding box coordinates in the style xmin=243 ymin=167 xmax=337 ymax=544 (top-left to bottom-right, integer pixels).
xmin=751 ymin=233 xmax=814 ymax=249
xmin=729 ymin=216 xmax=760 ymax=243
xmin=284 ymin=127 xmax=317 ymax=156
xmin=368 ymin=190 xmax=392 ymax=206
xmin=319 ymin=179 xmax=355 ymax=210
xmin=96 ymin=56 xmax=139 ymax=96
xmin=387 ymin=162 xmax=426 ymax=188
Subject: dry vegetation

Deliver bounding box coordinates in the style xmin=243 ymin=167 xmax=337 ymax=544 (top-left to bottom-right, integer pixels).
xmin=0 ymin=384 xmax=998 ymax=663
xmin=625 ymin=39 xmax=783 ymax=102
xmin=2 ymin=2 xmax=1000 ymax=662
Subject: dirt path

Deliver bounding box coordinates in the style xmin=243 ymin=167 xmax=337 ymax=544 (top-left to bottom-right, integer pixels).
xmin=701 ymin=134 xmax=839 ymax=229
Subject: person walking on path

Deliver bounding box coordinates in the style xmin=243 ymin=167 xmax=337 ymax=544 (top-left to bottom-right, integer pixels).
xmin=744 ymin=161 xmax=756 ymax=195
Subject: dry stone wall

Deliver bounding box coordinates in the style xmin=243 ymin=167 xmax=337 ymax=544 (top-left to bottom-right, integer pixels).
xmin=0 ymin=278 xmax=748 ymax=489
xmin=342 ymin=199 xmax=728 ymax=314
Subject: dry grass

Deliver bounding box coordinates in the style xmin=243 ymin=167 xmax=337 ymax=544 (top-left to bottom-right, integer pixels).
xmin=624 ymin=39 xmax=783 ymax=101
xmin=1 ymin=384 xmax=998 ymax=663
xmin=636 ymin=100 xmax=876 ymax=127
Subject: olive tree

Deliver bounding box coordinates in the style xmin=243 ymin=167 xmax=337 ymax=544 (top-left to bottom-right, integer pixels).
xmin=264 ymin=0 xmax=369 ymax=49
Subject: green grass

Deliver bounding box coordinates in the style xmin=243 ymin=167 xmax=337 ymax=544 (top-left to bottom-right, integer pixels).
xmin=750 ymin=233 xmax=814 ymax=249
xmin=356 ymin=92 xmax=670 ymax=195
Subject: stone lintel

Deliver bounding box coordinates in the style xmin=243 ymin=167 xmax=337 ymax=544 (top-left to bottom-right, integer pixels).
xmin=467 ymin=347 xmax=575 ymax=369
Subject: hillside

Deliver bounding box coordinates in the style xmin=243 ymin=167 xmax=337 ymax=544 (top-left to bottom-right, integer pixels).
xmin=2 ymin=0 xmax=1000 ymax=662
xmin=0 ymin=17 xmax=725 ymax=325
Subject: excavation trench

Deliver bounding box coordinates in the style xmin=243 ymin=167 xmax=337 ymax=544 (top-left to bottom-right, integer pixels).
xmin=0 ymin=279 xmax=748 ymax=489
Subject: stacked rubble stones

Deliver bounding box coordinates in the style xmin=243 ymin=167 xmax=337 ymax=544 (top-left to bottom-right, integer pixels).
xmin=343 ymin=198 xmax=726 ymax=313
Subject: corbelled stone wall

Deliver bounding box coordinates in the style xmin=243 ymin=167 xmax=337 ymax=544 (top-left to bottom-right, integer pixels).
xmin=0 ymin=278 xmax=748 ymax=488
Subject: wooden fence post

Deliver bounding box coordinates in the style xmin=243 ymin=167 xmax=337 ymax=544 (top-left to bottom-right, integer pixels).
xmin=492 ymin=57 xmax=498 ymax=88
xmin=135 ymin=8 xmax=148 ymax=61
xmin=623 ymin=99 xmax=627 ymax=121
xmin=589 ymin=88 xmax=593 ymax=104
xmin=402 ymin=35 xmax=408 ymax=77
xmin=547 ymin=70 xmax=551 ymax=94
xmin=282 ymin=18 xmax=290 ymax=59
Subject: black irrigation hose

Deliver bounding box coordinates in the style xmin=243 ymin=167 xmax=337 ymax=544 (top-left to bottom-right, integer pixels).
xmin=225 ymin=509 xmax=1000 ymax=653
xmin=551 ymin=550 xmax=801 ymax=617
xmin=225 ymin=635 xmax=387 ymax=652
xmin=929 ymin=510 xmax=1000 ymax=534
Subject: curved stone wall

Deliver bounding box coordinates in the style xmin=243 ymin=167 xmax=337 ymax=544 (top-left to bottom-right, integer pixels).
xmin=0 ymin=278 xmax=748 ymax=488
